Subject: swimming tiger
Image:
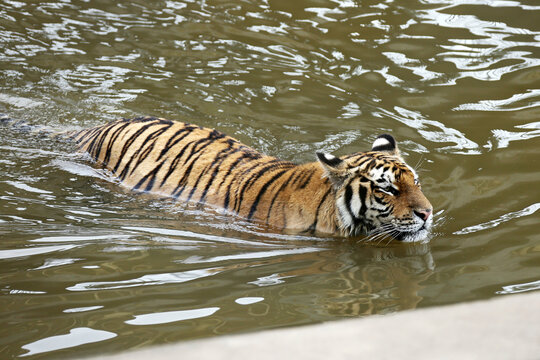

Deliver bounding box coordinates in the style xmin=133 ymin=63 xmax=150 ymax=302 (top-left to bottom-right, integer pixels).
xmin=68 ymin=116 xmax=433 ymax=242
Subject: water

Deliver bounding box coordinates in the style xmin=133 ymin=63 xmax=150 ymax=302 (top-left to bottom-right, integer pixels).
xmin=1 ymin=0 xmax=539 ymax=358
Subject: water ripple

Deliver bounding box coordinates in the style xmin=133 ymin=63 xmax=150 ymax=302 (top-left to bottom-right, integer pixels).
xmin=454 ymin=203 xmax=540 ymax=235
xmin=125 ymin=307 xmax=220 ymax=326
xmin=0 ymin=244 xmax=77 ymax=260
xmin=420 ymin=3 xmax=540 ymax=83
xmin=1 ymin=0 xmax=539 ymax=357
xmin=66 ymin=267 xmax=222 ymax=292
xmin=21 ymin=327 xmax=116 ymax=357
xmin=454 ymin=89 xmax=540 ymax=111
xmin=497 ymin=279 xmax=540 ymax=295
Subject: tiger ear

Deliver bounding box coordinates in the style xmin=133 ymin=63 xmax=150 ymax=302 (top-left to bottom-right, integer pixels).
xmin=316 ymin=152 xmax=347 ymax=186
xmin=372 ymin=134 xmax=400 ymax=157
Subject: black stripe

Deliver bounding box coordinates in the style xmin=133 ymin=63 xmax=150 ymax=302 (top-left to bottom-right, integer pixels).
xmin=377 ymin=205 xmax=393 ymax=218
xmin=158 ymin=139 xmax=197 ymax=188
xmin=81 ymin=126 xmax=110 ymax=148
xmin=233 ymin=160 xmax=284 ymax=213
xmin=171 ymin=152 xmax=204 ymax=198
xmin=74 ymin=126 xmax=101 ymax=145
xmin=356 ymin=157 xmax=373 ymax=168
xmin=344 ymin=183 xmax=369 ymax=227
xmin=298 ymin=169 xmax=315 ymax=189
xmin=185 ymin=161 xmax=212 ymax=202
xmin=185 ymin=145 xmax=234 ymax=202
xmin=221 ymin=152 xmax=256 ymax=211
xmin=292 ymin=171 xmax=307 ymax=188
xmin=127 ymin=125 xmax=171 ymax=176
xmin=358 ymin=184 xmax=368 ymax=217
xmin=359 ymin=176 xmax=370 ymax=183
xmin=288 ymin=168 xmax=308 ymax=189
xmin=155 ymin=125 xmax=215 ymax=187
xmin=132 ymin=160 xmax=167 ymax=192
xmin=306 ymin=187 xmax=333 ymax=232
xmin=197 ymin=147 xmax=239 ymax=203
xmin=157 ymin=125 xmax=197 ymax=161
xmin=179 ymin=131 xmax=224 ymax=169
xmin=157 ymin=126 xmax=218 ymax=189
xmin=170 ymin=136 xmax=223 ymax=198
xmin=111 ymin=122 xmax=158 ymax=174
xmin=247 ymin=169 xmax=288 ymax=220
xmin=117 ymin=125 xmax=169 ymax=180
xmin=85 ymin=122 xmax=118 ymax=158
xmin=373 ymin=194 xmax=388 ymax=206
xmin=93 ymin=122 xmax=127 ymax=159
xmin=344 ymin=184 xmax=354 ymax=218
xmin=265 ymin=168 xmax=296 ymax=222
xmin=133 ymin=141 xmax=155 ymax=170
xmin=81 ymin=126 xmax=108 ymax=155
xmin=101 ymin=122 xmax=134 ymax=166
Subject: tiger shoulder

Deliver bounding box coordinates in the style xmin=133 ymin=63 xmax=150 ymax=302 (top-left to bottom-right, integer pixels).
xmin=72 ymin=116 xmax=433 ymax=242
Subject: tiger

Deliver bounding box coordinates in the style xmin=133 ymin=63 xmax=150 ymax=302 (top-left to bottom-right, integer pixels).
xmin=68 ymin=116 xmax=433 ymax=242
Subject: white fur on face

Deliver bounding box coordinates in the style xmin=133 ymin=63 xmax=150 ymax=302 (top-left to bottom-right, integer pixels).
xmin=369 ymin=167 xmax=396 ymax=185
xmin=337 ymin=195 xmax=354 ymax=230
xmin=350 ymin=190 xmax=362 ymax=216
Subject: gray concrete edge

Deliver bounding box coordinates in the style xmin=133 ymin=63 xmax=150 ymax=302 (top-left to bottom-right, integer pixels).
xmin=83 ymin=291 xmax=540 ymax=360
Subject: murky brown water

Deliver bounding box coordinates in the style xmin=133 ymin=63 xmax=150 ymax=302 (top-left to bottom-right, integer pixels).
xmin=1 ymin=0 xmax=539 ymax=358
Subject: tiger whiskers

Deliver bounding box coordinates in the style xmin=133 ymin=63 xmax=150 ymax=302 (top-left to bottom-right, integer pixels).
xmin=414 ymin=156 xmax=425 ymax=172
xmin=365 ymin=224 xmax=399 ymax=245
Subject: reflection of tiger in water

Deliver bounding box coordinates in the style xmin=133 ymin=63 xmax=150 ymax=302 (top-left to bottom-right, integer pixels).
xmin=71 ymin=116 xmax=433 ymax=242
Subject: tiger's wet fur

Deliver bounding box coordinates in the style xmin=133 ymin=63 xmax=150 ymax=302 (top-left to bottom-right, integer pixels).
xmin=70 ymin=116 xmax=433 ymax=242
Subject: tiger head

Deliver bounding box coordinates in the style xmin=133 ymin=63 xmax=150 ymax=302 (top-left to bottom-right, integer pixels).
xmin=316 ymin=134 xmax=433 ymax=242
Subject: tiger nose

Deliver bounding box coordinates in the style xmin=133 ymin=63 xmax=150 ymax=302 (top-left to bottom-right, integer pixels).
xmin=414 ymin=208 xmax=432 ymax=221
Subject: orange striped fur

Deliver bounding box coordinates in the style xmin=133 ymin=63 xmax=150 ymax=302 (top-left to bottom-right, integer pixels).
xmin=72 ymin=116 xmax=433 ymax=241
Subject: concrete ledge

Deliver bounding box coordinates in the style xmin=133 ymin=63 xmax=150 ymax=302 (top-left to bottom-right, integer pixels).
xmin=84 ymin=291 xmax=540 ymax=360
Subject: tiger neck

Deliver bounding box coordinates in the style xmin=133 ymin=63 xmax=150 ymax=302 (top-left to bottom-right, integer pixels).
xmin=281 ymin=163 xmax=340 ymax=235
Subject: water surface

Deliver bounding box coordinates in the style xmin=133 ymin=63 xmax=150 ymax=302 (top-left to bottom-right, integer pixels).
xmin=1 ymin=0 xmax=539 ymax=358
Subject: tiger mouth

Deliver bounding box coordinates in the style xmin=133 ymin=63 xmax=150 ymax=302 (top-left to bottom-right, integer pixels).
xmin=394 ymin=227 xmax=430 ymax=242
xmin=365 ymin=223 xmax=430 ymax=243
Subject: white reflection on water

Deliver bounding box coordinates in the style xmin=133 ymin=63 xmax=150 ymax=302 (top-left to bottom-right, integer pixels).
xmin=20 ymin=327 xmax=116 ymax=357
xmin=5 ymin=180 xmax=52 ymax=194
xmin=181 ymin=247 xmax=322 ymax=264
xmin=382 ymin=52 xmax=440 ymax=82
xmin=0 ymin=93 xmax=45 ymax=109
xmin=125 ymin=307 xmax=220 ymax=326
xmin=497 ymin=279 xmax=540 ymax=294
xmin=235 ymin=297 xmax=264 ymax=305
xmin=51 ymin=159 xmax=114 ymax=180
xmin=8 ymin=289 xmax=46 ymax=295
xmin=34 ymin=258 xmax=80 ymax=270
xmin=454 ymin=89 xmax=540 ymax=112
xmin=420 ymin=5 xmax=540 ymax=82
xmin=491 ymin=127 xmax=540 ymax=149
xmin=67 ymin=267 xmax=221 ymax=291
xmin=30 ymin=234 xmax=133 ymax=243
xmin=454 ymin=203 xmax=540 ymax=235
xmin=377 ymin=106 xmax=480 ymax=153
xmin=0 ymin=146 xmax=63 ymax=157
xmin=122 ymin=226 xmax=283 ymax=247
xmin=249 ymin=273 xmax=293 ymax=287
xmin=63 ymin=306 xmax=104 ymax=313
xmin=0 ymin=244 xmax=77 ymax=260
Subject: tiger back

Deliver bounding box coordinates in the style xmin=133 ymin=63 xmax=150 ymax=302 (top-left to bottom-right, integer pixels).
xmin=72 ymin=116 xmax=433 ymax=241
